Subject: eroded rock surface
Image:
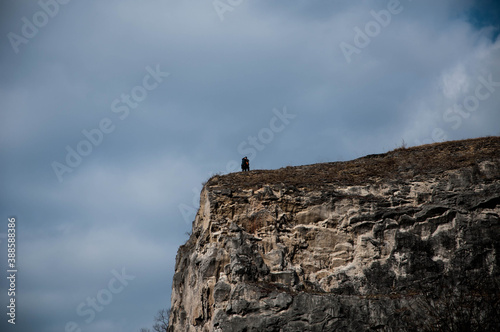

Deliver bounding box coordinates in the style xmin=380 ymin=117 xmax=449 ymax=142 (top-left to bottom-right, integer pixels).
xmin=168 ymin=137 xmax=500 ymax=332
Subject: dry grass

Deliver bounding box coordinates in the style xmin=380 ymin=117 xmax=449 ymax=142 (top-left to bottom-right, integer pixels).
xmin=206 ymin=136 xmax=500 ymax=191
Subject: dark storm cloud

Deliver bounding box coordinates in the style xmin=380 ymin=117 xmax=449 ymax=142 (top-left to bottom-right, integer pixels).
xmin=1 ymin=1 xmax=499 ymax=331
xmin=468 ymin=0 xmax=500 ymax=30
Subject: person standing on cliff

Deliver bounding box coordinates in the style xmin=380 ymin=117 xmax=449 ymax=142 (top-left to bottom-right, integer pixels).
xmin=241 ymin=157 xmax=250 ymax=172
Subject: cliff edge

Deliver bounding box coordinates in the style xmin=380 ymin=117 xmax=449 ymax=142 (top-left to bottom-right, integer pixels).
xmin=168 ymin=136 xmax=500 ymax=332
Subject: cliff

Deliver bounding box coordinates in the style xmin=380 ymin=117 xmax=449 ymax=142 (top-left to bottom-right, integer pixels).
xmin=168 ymin=136 xmax=500 ymax=332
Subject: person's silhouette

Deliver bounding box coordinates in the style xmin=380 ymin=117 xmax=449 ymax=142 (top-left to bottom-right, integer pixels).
xmin=241 ymin=157 xmax=249 ymax=172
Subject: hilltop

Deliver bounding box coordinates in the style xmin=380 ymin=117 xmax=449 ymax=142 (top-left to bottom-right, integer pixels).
xmin=208 ymin=136 xmax=500 ymax=189
xmin=168 ymin=136 xmax=500 ymax=332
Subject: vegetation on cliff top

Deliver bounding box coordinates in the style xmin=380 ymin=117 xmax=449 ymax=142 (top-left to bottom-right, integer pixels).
xmin=207 ymin=136 xmax=500 ymax=190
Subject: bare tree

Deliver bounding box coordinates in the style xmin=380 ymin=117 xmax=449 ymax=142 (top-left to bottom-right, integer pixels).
xmin=153 ymin=308 xmax=171 ymax=332
xmin=407 ymin=248 xmax=500 ymax=332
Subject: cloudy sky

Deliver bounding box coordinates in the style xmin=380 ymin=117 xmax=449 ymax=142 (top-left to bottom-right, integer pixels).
xmin=0 ymin=1 xmax=499 ymax=331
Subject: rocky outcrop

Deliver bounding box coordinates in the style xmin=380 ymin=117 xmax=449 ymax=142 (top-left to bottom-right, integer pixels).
xmin=168 ymin=137 xmax=500 ymax=332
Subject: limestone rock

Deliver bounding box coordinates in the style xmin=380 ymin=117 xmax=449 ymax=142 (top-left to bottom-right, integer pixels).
xmin=168 ymin=137 xmax=500 ymax=332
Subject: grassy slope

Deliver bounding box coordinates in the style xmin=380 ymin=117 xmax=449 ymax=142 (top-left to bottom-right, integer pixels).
xmin=207 ymin=136 xmax=500 ymax=190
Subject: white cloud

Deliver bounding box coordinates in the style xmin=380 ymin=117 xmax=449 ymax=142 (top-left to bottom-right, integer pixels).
xmin=440 ymin=64 xmax=470 ymax=100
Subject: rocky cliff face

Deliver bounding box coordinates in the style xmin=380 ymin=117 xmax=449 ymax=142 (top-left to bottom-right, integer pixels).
xmin=168 ymin=137 xmax=500 ymax=332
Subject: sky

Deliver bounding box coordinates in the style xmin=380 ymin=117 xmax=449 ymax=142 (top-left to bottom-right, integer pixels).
xmin=0 ymin=1 xmax=499 ymax=331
